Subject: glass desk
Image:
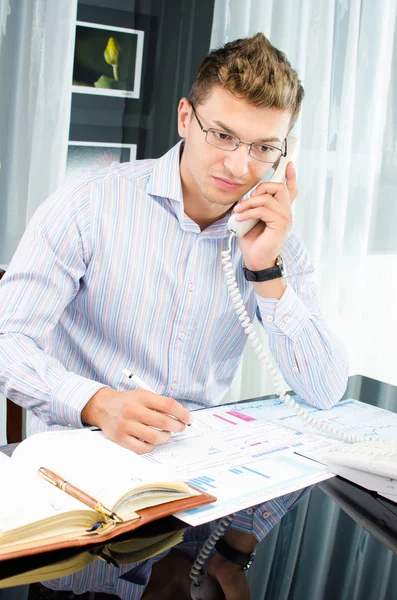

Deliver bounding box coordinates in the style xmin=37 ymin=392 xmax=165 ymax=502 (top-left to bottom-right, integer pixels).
xmin=1 ymin=375 xmax=397 ymax=600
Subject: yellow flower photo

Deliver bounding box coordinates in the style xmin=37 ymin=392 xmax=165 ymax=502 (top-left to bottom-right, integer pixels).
xmin=72 ymin=22 xmax=144 ymax=99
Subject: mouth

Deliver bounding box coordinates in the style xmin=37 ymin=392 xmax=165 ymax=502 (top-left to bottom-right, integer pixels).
xmin=212 ymin=176 xmax=245 ymax=191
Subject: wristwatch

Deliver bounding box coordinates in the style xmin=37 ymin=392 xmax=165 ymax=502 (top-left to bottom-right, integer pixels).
xmin=243 ymin=255 xmax=284 ymax=282
xmin=214 ymin=537 xmax=256 ymax=570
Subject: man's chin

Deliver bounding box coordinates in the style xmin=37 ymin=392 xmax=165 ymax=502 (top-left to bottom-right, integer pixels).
xmin=206 ymin=195 xmax=238 ymax=208
xmin=204 ymin=186 xmax=245 ymax=207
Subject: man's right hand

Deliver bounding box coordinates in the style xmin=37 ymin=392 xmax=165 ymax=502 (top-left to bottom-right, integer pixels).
xmin=81 ymin=387 xmax=192 ymax=454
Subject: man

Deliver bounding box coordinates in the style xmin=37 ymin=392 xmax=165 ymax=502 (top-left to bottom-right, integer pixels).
xmin=0 ymin=33 xmax=347 ymax=598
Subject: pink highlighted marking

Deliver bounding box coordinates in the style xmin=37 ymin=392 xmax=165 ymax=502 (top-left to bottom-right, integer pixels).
xmin=213 ymin=414 xmax=237 ymax=425
xmin=226 ymin=410 xmax=257 ymax=422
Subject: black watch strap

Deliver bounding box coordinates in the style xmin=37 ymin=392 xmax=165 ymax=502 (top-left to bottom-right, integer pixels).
xmin=214 ymin=537 xmax=256 ymax=570
xmin=243 ymin=256 xmax=284 ymax=282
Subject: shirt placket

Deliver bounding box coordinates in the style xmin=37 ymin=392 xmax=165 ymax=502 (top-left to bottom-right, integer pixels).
xmin=166 ymin=236 xmax=201 ymax=396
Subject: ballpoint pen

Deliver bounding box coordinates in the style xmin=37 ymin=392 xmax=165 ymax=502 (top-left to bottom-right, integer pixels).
xmin=122 ymin=368 xmax=192 ymax=425
xmin=38 ymin=467 xmax=123 ymax=522
xmin=122 ymin=369 xmax=156 ymax=392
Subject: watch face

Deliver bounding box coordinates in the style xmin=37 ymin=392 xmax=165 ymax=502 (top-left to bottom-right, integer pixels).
xmin=276 ymin=256 xmax=285 ymax=276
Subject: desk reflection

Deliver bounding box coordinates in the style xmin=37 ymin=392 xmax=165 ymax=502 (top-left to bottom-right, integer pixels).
xmin=0 ymin=517 xmax=227 ymax=600
xmin=2 ymin=376 xmax=397 ymax=600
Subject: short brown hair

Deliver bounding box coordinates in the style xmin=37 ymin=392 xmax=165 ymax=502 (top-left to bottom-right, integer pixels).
xmin=189 ymin=33 xmax=304 ymax=129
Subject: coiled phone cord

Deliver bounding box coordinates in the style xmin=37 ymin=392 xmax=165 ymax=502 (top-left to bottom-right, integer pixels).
xmin=221 ymin=232 xmax=370 ymax=445
xmin=189 ymin=514 xmax=234 ymax=587
xmin=189 ymin=233 xmax=371 ymax=594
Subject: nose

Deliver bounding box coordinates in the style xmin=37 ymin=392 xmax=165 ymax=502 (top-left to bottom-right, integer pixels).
xmin=223 ymin=143 xmax=250 ymax=179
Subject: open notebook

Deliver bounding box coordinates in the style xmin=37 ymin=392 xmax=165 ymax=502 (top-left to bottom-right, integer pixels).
xmin=0 ymin=428 xmax=215 ymax=560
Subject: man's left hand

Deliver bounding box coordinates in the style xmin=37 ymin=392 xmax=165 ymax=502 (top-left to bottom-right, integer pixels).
xmin=234 ymin=161 xmax=297 ymax=271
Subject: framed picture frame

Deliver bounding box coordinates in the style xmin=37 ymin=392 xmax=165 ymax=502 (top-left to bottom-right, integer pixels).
xmin=66 ymin=141 xmax=137 ymax=180
xmin=72 ymin=21 xmax=145 ymax=99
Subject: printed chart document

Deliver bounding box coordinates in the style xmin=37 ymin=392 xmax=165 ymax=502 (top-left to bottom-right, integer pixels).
xmin=155 ymin=396 xmax=397 ymax=525
xmin=122 ymin=397 xmax=330 ymax=525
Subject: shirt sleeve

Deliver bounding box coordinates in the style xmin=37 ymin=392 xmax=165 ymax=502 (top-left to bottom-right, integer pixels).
xmin=255 ymin=232 xmax=348 ymax=409
xmin=230 ymin=488 xmax=311 ymax=542
xmin=0 ymin=177 xmax=106 ymax=428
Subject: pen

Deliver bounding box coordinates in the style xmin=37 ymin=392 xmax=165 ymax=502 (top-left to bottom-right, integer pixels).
xmin=122 ymin=368 xmax=192 ymax=425
xmin=122 ymin=369 xmax=156 ymax=392
xmin=38 ymin=467 xmax=123 ymax=523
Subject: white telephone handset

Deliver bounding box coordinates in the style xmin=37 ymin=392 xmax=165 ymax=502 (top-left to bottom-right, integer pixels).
xmin=226 ymin=135 xmax=299 ymax=237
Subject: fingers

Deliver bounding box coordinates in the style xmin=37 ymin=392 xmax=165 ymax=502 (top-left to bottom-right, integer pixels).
xmin=138 ymin=404 xmax=187 ymax=433
xmin=234 ymin=196 xmax=291 ymax=229
xmin=285 ymin=162 xmax=298 ymax=203
xmin=249 ymin=162 xmax=298 ymax=207
xmin=99 ymin=390 xmax=192 ymax=455
xmin=234 ymin=194 xmax=286 ymax=218
xmin=110 ymin=418 xmax=173 ymax=455
xmin=250 ymin=180 xmax=288 ymax=201
xmin=235 ymin=206 xmax=282 ymax=224
xmin=116 ymin=435 xmax=155 ymax=455
xmin=143 ymin=393 xmax=192 ymax=426
xmin=126 ymin=421 xmax=172 ymax=446
xmin=235 ymin=208 xmax=291 ymax=232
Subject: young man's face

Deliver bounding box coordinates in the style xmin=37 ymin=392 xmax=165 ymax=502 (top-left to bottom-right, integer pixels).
xmin=178 ymin=86 xmax=292 ymax=210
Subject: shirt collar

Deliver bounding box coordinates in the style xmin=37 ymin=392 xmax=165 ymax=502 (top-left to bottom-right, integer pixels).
xmin=146 ymin=140 xmax=235 ymax=239
xmin=146 ymin=140 xmax=184 ymax=203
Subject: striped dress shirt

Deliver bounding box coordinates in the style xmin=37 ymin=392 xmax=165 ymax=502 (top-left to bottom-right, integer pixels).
xmin=0 ymin=141 xmax=347 ymax=596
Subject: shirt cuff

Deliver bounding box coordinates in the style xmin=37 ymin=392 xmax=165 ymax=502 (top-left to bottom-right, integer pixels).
xmin=256 ymin=284 xmax=311 ymax=340
xmin=230 ymin=488 xmax=311 ymax=542
xmin=50 ymin=372 xmax=108 ymax=428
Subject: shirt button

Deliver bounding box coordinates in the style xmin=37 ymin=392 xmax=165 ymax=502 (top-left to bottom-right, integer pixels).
xmin=246 ymin=508 xmax=254 ymax=515
xmin=266 ymin=315 xmax=274 ymax=322
xmin=293 ymin=366 xmax=299 ymax=373
xmin=171 ymin=382 xmax=177 ymax=390
xmin=283 ymin=315 xmax=291 ymax=323
xmin=178 ymin=332 xmax=184 ymax=340
xmin=189 ymin=282 xmax=194 ymax=291
xmin=262 ymin=511 xmax=270 ymax=519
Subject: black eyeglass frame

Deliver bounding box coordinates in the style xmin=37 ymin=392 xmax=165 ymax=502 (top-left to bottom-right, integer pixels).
xmin=190 ymin=103 xmax=287 ymax=163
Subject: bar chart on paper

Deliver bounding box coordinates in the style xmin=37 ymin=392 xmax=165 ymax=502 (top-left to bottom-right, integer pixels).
xmin=178 ymin=447 xmax=330 ymax=524
xmin=138 ymin=402 xmax=335 ymax=525
xmin=172 ymin=397 xmax=397 ymax=524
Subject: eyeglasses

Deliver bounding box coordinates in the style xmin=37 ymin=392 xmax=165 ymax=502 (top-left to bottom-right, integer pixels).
xmin=190 ymin=104 xmax=287 ymax=163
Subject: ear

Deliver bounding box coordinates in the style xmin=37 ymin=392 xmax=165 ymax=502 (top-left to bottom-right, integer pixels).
xmin=177 ymin=98 xmax=192 ymax=138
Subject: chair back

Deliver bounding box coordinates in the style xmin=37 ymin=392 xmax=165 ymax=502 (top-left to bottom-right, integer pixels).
xmin=0 ymin=269 xmax=23 ymax=443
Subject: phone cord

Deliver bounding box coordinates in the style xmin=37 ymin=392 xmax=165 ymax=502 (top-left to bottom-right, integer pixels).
xmin=189 ymin=514 xmax=235 ymax=586
xmin=189 ymin=232 xmax=371 ymax=587
xmin=221 ymin=232 xmax=371 ymax=445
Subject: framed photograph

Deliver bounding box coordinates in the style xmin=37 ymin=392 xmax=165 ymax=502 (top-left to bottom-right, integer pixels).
xmin=66 ymin=142 xmax=137 ymax=180
xmin=72 ymin=21 xmax=145 ymax=99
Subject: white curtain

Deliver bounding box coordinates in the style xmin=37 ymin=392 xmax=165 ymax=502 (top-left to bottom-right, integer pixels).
xmin=214 ymin=0 xmax=397 ymax=404
xmin=0 ymin=0 xmax=78 ymax=268
xmin=0 ymin=0 xmax=78 ymax=442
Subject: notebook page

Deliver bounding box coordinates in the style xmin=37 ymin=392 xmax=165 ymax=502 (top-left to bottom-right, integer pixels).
xmin=0 ymin=452 xmax=92 ymax=534
xmin=11 ymin=429 xmax=181 ymax=509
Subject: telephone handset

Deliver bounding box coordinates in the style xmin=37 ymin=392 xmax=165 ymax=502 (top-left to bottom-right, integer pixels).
xmin=226 ymin=135 xmax=299 ymax=237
